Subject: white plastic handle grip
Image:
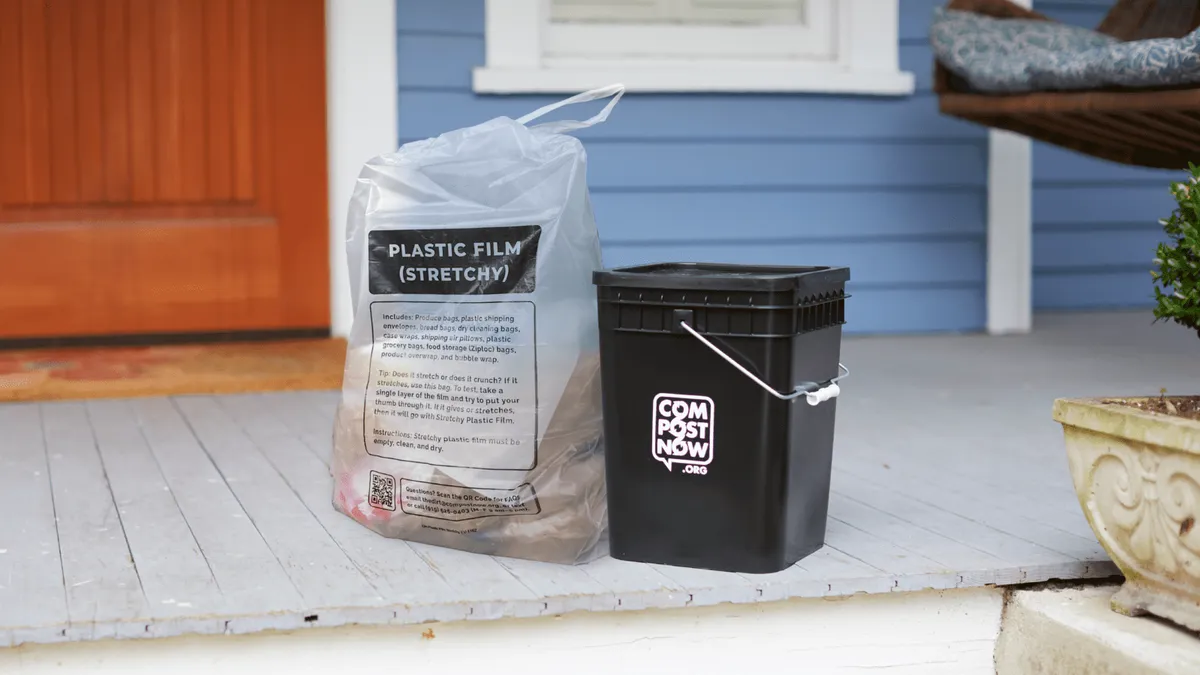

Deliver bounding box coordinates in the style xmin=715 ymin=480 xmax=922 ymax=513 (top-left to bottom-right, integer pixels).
xmin=805 ymin=383 xmax=840 ymax=407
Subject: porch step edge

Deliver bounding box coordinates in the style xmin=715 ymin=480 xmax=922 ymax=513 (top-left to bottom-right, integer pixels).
xmin=995 ymin=584 xmax=1200 ymax=675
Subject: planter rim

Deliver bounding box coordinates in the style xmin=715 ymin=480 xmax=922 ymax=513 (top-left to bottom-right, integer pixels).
xmin=1053 ymin=397 xmax=1200 ymax=455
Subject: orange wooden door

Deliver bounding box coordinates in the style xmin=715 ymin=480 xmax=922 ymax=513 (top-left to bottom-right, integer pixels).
xmin=0 ymin=0 xmax=329 ymax=343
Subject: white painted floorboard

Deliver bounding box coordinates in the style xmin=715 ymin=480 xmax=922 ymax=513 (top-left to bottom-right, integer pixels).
xmin=3 ymin=311 xmax=1195 ymax=647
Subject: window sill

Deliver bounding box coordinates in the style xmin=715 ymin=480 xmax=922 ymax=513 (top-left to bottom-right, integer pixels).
xmin=471 ymin=65 xmax=915 ymax=96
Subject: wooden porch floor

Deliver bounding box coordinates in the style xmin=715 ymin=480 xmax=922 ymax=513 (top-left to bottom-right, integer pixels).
xmin=3 ymin=311 xmax=1195 ymax=647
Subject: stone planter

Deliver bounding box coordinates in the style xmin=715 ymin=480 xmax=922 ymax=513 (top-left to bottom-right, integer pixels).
xmin=1055 ymin=398 xmax=1200 ymax=631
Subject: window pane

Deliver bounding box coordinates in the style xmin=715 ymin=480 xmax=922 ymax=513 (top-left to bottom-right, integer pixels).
xmin=550 ymin=0 xmax=806 ymax=25
xmin=550 ymin=1 xmax=670 ymax=23
xmin=682 ymin=1 xmax=805 ymax=25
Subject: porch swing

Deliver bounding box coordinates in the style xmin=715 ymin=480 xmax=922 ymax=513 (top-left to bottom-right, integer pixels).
xmin=934 ymin=0 xmax=1200 ymax=169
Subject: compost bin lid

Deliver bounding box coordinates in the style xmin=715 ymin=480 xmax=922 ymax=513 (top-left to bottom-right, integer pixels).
xmin=592 ymin=262 xmax=849 ymax=293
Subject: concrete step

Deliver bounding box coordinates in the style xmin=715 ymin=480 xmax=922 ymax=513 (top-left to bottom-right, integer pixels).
xmin=996 ymin=584 xmax=1200 ymax=675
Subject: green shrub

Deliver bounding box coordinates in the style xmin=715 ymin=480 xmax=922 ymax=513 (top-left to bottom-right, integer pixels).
xmin=1152 ymin=163 xmax=1200 ymax=335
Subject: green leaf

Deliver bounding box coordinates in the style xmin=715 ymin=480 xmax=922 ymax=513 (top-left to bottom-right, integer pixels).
xmin=1154 ymin=167 xmax=1200 ymax=334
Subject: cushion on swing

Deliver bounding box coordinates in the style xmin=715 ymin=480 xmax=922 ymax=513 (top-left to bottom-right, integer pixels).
xmin=931 ymin=8 xmax=1200 ymax=93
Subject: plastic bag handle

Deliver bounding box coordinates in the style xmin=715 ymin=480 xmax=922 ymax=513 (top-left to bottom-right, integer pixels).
xmin=516 ymin=84 xmax=625 ymax=134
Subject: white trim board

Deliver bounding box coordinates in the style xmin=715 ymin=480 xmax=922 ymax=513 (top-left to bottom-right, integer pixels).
xmin=1 ymin=587 xmax=1005 ymax=675
xmin=325 ymin=0 xmax=398 ymax=338
xmin=987 ymin=129 xmax=1033 ymax=335
xmin=986 ymin=0 xmax=1034 ymax=335
xmin=474 ymin=65 xmax=914 ymax=95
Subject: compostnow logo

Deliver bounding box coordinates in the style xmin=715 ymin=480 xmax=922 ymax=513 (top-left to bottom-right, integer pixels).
xmin=652 ymin=393 xmax=714 ymax=475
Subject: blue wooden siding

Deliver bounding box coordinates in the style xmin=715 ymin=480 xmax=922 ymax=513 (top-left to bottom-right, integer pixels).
xmin=396 ymin=0 xmax=987 ymax=334
xmin=1033 ymin=1 xmax=1179 ymax=310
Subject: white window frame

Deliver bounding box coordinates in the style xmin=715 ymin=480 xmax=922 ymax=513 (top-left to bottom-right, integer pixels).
xmin=473 ymin=0 xmax=913 ymax=95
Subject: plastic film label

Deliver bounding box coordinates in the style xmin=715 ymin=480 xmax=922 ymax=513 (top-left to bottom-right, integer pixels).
xmin=368 ymin=226 xmax=541 ymax=296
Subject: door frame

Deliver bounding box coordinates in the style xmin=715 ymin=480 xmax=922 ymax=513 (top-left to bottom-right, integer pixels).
xmin=326 ymin=0 xmax=398 ymax=338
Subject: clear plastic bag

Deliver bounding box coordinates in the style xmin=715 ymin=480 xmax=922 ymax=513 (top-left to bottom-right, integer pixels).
xmin=332 ymin=85 xmax=623 ymax=564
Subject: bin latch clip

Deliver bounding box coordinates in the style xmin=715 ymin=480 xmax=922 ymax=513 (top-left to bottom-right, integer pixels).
xmin=678 ymin=320 xmax=849 ymax=406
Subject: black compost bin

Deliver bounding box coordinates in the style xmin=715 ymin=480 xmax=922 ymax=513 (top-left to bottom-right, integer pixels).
xmin=593 ymin=263 xmax=850 ymax=574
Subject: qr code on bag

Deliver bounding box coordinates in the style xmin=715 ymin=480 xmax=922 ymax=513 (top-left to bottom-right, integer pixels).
xmin=368 ymin=470 xmax=396 ymax=511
